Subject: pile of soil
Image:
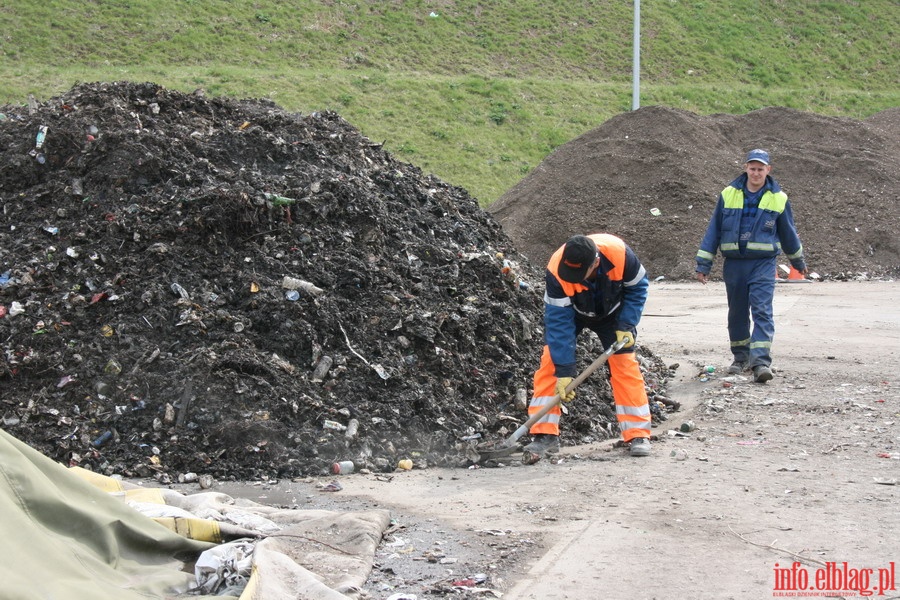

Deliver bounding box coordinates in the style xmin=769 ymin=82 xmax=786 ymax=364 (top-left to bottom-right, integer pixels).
xmin=490 ymin=105 xmax=900 ymax=280
xmin=0 ymin=82 xmax=673 ymax=481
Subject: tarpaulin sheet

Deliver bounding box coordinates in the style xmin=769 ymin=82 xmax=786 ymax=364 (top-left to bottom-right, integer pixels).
xmin=0 ymin=429 xmax=390 ymax=599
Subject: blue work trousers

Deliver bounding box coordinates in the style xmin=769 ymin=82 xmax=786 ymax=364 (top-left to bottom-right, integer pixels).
xmin=722 ymin=256 xmax=776 ymax=368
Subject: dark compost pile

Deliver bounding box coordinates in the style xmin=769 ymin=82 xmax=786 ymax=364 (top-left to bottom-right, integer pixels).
xmin=491 ymin=105 xmax=900 ymax=280
xmin=0 ymin=82 xmax=673 ymax=481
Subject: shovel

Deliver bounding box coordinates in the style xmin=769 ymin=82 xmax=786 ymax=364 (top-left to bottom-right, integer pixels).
xmin=474 ymin=339 xmax=626 ymax=461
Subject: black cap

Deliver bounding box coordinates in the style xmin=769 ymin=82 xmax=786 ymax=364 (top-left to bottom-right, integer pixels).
xmin=558 ymin=235 xmax=597 ymax=283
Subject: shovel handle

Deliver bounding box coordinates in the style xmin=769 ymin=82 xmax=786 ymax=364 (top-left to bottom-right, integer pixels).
xmin=507 ymin=340 xmax=626 ymax=444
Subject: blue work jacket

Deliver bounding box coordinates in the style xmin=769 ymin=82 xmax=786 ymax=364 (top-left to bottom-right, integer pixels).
xmin=696 ymin=174 xmax=806 ymax=274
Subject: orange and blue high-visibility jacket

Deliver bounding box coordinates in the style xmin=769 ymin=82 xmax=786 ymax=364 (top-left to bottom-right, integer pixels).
xmin=544 ymin=234 xmax=648 ymax=378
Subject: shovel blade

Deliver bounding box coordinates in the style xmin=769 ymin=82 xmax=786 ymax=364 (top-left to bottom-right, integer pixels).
xmin=472 ymin=440 xmax=522 ymax=461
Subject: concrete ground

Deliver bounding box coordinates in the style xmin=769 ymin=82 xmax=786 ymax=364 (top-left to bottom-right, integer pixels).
xmin=198 ymin=280 xmax=900 ymax=599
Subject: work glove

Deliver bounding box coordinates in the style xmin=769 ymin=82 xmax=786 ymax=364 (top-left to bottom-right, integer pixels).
xmin=615 ymin=330 xmax=635 ymax=348
xmin=556 ymin=377 xmax=576 ymax=403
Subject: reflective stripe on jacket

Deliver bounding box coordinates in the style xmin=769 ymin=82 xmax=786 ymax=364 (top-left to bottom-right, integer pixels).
xmin=544 ymin=234 xmax=648 ymax=377
xmin=696 ymin=174 xmax=805 ymax=274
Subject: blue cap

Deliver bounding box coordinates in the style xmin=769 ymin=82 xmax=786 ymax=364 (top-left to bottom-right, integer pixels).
xmin=746 ymin=149 xmax=770 ymax=165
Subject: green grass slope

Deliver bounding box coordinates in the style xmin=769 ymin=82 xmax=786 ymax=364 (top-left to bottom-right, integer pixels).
xmin=1 ymin=1 xmax=897 ymax=204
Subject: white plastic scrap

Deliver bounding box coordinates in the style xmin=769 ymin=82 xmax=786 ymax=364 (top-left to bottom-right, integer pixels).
xmin=224 ymin=510 xmax=281 ymax=535
xmin=282 ymin=275 xmax=324 ymax=296
xmin=194 ymin=540 xmax=256 ymax=595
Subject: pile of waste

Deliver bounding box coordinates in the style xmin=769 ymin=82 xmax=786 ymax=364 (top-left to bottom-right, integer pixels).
xmin=0 ymin=82 xmax=673 ymax=481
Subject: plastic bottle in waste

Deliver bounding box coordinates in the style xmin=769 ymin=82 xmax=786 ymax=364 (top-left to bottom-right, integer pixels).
xmin=35 ymin=125 xmax=48 ymax=149
xmin=92 ymin=431 xmax=113 ymax=447
xmin=322 ymin=419 xmax=346 ymax=432
xmin=332 ymin=461 xmax=354 ymax=475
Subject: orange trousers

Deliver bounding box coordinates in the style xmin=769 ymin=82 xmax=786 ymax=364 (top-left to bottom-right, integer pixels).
xmin=528 ymin=344 xmax=651 ymax=442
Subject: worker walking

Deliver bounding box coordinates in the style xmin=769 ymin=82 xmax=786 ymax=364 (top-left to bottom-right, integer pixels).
xmin=695 ymin=149 xmax=808 ymax=383
xmin=524 ymin=234 xmax=652 ymax=457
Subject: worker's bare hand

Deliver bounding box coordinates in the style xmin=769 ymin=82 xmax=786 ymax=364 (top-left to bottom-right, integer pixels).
xmin=695 ymin=272 xmax=708 ymax=285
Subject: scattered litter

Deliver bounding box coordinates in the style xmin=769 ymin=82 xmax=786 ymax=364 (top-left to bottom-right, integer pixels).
xmin=476 ymin=529 xmax=511 ymax=536
xmin=318 ymin=480 xmax=343 ymax=492
xmin=873 ymin=477 xmax=897 ymax=485
xmin=194 ymin=540 xmax=255 ymax=594
xmin=281 ymin=275 xmax=323 ymax=296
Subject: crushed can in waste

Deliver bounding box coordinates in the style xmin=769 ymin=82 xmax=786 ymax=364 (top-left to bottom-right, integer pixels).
xmin=311 ymin=355 xmax=333 ymax=382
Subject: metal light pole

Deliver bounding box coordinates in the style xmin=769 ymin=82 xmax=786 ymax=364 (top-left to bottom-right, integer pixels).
xmin=632 ymin=0 xmax=641 ymax=110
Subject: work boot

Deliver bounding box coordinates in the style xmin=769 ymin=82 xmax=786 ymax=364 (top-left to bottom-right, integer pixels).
xmin=523 ymin=434 xmax=560 ymax=454
xmin=727 ymin=360 xmax=747 ymax=374
xmin=629 ymin=437 xmax=651 ymax=457
xmin=753 ymin=365 xmax=773 ymax=383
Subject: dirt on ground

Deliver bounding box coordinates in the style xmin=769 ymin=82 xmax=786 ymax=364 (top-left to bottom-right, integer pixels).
xmin=490 ymin=105 xmax=900 ymax=281
xmin=1 ymin=82 xmax=898 ymax=599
